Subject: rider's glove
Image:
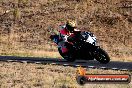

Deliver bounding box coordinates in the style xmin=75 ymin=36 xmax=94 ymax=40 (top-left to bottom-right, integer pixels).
xmin=49 ymin=35 xmax=55 ymax=40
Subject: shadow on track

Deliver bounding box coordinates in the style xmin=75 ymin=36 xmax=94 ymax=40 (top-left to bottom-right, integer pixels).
xmin=0 ymin=56 xmax=131 ymax=71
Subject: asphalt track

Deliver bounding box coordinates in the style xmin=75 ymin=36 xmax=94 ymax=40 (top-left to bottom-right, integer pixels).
xmin=0 ymin=56 xmax=132 ymax=71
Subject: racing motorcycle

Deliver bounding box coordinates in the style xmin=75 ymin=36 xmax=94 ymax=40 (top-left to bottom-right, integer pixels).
xmin=50 ymin=31 xmax=110 ymax=64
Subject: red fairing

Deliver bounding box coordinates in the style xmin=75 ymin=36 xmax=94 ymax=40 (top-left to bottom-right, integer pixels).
xmin=61 ymin=47 xmax=68 ymax=53
xmin=60 ymin=28 xmax=69 ymax=35
xmin=69 ymin=33 xmax=75 ymax=37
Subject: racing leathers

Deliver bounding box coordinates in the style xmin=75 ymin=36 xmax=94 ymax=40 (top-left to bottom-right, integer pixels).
xmin=52 ymin=24 xmax=79 ymax=54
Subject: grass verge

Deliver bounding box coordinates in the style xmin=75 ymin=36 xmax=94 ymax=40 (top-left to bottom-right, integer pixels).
xmin=0 ymin=62 xmax=131 ymax=88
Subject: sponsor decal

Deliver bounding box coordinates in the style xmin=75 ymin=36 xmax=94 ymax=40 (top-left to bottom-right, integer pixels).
xmin=76 ymin=67 xmax=131 ymax=85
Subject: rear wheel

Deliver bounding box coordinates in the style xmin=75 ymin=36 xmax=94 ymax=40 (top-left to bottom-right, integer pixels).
xmin=95 ymin=48 xmax=110 ymax=64
xmin=58 ymin=48 xmax=75 ymax=62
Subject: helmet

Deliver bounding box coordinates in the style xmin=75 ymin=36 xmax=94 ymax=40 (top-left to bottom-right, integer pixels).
xmin=66 ymin=20 xmax=77 ymax=32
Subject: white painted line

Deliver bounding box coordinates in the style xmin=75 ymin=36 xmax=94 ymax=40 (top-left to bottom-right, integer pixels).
xmin=63 ymin=64 xmax=69 ymax=66
xmin=21 ymin=61 xmax=27 ymax=63
xmin=112 ymin=68 xmax=118 ymax=70
xmin=88 ymin=66 xmax=95 ymax=68
xmin=100 ymin=67 xmax=107 ymax=69
xmin=35 ymin=62 xmax=41 ymax=64
xmin=75 ymin=65 xmax=80 ymax=67
xmin=121 ymin=69 xmax=128 ymax=71
xmin=51 ymin=63 xmax=56 ymax=65
xmin=7 ymin=60 xmax=13 ymax=62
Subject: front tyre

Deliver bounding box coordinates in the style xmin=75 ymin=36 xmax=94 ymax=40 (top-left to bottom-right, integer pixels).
xmin=58 ymin=48 xmax=75 ymax=62
xmin=95 ymin=48 xmax=110 ymax=64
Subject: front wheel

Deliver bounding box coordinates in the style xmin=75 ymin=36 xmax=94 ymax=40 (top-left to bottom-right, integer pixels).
xmin=94 ymin=48 xmax=110 ymax=64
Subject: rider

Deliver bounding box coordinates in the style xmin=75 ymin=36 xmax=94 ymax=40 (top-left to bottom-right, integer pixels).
xmin=50 ymin=20 xmax=80 ymax=54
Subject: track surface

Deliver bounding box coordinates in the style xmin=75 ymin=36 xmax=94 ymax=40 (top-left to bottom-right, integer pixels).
xmin=0 ymin=56 xmax=132 ymax=71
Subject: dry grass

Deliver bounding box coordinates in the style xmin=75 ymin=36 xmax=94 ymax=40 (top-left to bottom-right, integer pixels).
xmin=0 ymin=0 xmax=131 ymax=58
xmin=0 ymin=61 xmax=131 ymax=88
xmin=112 ymin=56 xmax=132 ymax=62
xmin=0 ymin=0 xmax=132 ymax=87
xmin=0 ymin=50 xmax=61 ymax=58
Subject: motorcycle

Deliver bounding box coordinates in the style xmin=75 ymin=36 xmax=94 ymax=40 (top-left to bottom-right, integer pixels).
xmin=50 ymin=31 xmax=110 ymax=64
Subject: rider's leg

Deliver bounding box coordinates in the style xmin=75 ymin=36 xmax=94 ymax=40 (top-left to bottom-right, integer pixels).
xmin=58 ymin=41 xmax=69 ymax=54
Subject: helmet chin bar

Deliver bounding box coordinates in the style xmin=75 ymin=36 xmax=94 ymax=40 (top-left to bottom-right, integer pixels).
xmin=66 ymin=25 xmax=74 ymax=32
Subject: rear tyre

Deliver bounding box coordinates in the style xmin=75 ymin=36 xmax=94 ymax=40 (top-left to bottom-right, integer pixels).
xmin=95 ymin=48 xmax=110 ymax=64
xmin=58 ymin=48 xmax=75 ymax=62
